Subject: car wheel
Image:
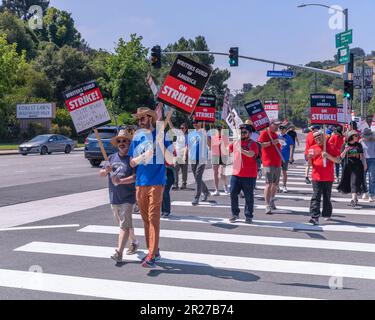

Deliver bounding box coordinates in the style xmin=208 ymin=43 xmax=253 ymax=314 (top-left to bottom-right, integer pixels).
xmin=40 ymin=146 xmax=48 ymax=155
xmin=89 ymin=159 xmax=101 ymax=167
xmin=65 ymin=145 xmax=72 ymax=154
xmin=21 ymin=153 xmax=27 ymax=156
xmin=48 ymin=152 xmax=52 ymax=155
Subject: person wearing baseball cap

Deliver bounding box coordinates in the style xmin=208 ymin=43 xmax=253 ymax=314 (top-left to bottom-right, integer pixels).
xmin=307 ymin=131 xmax=341 ymax=225
xmin=258 ymin=119 xmax=282 ymax=215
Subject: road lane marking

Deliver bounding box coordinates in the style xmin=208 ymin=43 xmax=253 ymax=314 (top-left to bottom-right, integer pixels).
xmin=14 ymin=241 xmax=375 ymax=281
xmin=78 ymin=225 xmax=375 ymax=254
xmin=0 ymin=224 xmax=80 ymax=232
xmin=0 ymin=268 xmax=309 ymax=300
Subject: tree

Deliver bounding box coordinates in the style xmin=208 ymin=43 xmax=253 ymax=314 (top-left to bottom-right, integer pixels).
xmin=102 ymin=34 xmax=153 ymax=117
xmin=0 ymin=11 xmax=37 ymax=59
xmin=34 ymin=43 xmax=96 ymax=103
xmin=0 ymin=0 xmax=49 ymax=20
xmin=37 ymin=7 xmax=81 ymax=48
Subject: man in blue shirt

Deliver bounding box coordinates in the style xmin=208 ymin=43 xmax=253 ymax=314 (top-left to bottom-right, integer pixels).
xmin=278 ymin=124 xmax=295 ymax=193
xmin=188 ymin=120 xmax=210 ymax=206
xmin=128 ymin=107 xmax=173 ymax=268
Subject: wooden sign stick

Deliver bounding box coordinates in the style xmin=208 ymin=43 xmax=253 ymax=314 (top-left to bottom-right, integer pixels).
xmin=94 ymin=128 xmax=109 ymax=162
xmin=323 ymin=125 xmax=327 ymax=168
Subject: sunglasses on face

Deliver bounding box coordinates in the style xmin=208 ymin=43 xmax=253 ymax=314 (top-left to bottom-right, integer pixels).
xmin=241 ymin=131 xmax=249 ymax=134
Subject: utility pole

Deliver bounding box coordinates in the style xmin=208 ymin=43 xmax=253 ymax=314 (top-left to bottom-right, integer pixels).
xmin=361 ymin=57 xmax=365 ymax=117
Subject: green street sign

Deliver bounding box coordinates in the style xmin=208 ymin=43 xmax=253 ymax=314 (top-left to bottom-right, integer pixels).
xmin=338 ymin=46 xmax=350 ymax=65
xmin=336 ymin=29 xmax=353 ymax=48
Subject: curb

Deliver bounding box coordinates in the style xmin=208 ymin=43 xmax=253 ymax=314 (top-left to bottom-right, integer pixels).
xmin=0 ymin=148 xmax=84 ymax=156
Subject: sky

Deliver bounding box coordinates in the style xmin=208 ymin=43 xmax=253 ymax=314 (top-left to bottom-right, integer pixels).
xmin=48 ymin=0 xmax=375 ymax=90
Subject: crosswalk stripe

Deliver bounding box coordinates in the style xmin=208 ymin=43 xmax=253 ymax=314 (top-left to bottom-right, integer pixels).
xmin=0 ymin=224 xmax=80 ymax=232
xmin=171 ymin=201 xmax=375 ymax=217
xmin=14 ymin=242 xmax=375 ymax=281
xmin=78 ymin=225 xmax=375 ymax=254
xmin=157 ymin=214 xmax=375 ymax=234
xmin=0 ymin=268 xmax=310 ymax=300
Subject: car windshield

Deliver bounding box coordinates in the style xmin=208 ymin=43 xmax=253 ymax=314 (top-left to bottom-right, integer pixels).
xmin=88 ymin=130 xmax=117 ymax=140
xmin=28 ymin=135 xmax=50 ymax=143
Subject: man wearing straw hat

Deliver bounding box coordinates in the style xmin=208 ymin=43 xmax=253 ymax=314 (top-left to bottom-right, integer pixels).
xmin=128 ymin=107 xmax=173 ymax=268
xmin=99 ymin=128 xmax=139 ymax=263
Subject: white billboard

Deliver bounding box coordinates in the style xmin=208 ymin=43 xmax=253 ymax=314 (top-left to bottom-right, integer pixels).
xmin=17 ymin=103 xmax=54 ymax=119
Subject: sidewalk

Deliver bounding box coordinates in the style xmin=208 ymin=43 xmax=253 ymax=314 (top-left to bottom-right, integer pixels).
xmin=0 ymin=148 xmax=84 ymax=156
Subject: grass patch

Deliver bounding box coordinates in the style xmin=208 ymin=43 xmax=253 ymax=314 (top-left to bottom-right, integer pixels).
xmin=0 ymin=144 xmax=19 ymax=150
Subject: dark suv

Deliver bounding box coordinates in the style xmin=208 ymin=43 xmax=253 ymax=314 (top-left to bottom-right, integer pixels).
xmin=84 ymin=126 xmax=119 ymax=167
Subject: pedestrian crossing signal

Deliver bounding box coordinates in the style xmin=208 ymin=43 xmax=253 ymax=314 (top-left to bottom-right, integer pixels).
xmin=151 ymin=45 xmax=161 ymax=69
xmin=229 ymin=47 xmax=239 ymax=67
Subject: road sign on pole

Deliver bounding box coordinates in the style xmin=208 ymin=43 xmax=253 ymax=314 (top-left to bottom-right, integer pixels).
xmin=338 ymin=46 xmax=350 ymax=65
xmin=266 ymin=70 xmax=295 ymax=78
xmin=335 ymin=29 xmax=353 ymax=48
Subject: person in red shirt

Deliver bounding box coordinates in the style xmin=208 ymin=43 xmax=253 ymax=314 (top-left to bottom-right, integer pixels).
xmin=228 ymin=124 xmax=259 ymax=224
xmin=308 ymin=131 xmax=341 ymax=225
xmin=304 ymin=125 xmax=321 ymax=184
xmin=258 ymin=120 xmax=282 ymax=215
xmin=330 ymin=126 xmax=345 ymax=183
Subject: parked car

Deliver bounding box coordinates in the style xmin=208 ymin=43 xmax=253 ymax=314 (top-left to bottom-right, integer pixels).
xmin=19 ymin=134 xmax=75 ymax=155
xmin=84 ymin=126 xmax=119 ymax=167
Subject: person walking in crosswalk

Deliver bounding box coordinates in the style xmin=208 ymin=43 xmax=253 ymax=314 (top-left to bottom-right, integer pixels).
xmin=228 ymin=124 xmax=259 ymax=224
xmin=129 ymin=107 xmax=174 ymax=268
xmin=99 ymin=129 xmax=139 ymax=263
xmin=188 ymin=120 xmax=210 ymax=206
xmin=308 ymin=131 xmax=341 ymax=225
xmin=278 ymin=124 xmax=295 ymax=193
xmin=361 ymin=128 xmax=375 ymax=202
xmin=330 ymin=126 xmax=345 ymax=183
xmin=258 ymin=120 xmax=282 ymax=214
xmin=304 ymin=125 xmax=321 ymax=184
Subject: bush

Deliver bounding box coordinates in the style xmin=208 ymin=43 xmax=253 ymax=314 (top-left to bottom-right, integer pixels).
xmin=50 ymin=123 xmax=72 ymax=137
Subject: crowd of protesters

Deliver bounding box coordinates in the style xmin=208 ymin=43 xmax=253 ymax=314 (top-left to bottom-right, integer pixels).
xmin=99 ymin=106 xmax=375 ymax=267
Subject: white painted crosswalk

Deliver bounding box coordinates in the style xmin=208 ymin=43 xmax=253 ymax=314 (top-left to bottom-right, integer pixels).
xmin=2 ymin=165 xmax=375 ymax=300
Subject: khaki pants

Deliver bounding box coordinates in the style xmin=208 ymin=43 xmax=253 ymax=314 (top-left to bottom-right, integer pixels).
xmin=136 ymin=185 xmax=163 ymax=257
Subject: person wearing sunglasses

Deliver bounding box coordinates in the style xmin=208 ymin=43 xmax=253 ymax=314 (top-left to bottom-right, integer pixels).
xmin=100 ymin=129 xmax=139 ymax=263
xmin=338 ymin=130 xmax=368 ymax=208
xmin=228 ymin=124 xmax=259 ymax=224
xmin=307 ymin=131 xmax=341 ymax=225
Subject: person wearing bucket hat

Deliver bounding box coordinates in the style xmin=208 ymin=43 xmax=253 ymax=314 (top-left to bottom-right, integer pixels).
xmin=99 ymin=128 xmax=139 ymax=263
xmin=361 ymin=128 xmax=375 ymax=202
xmin=128 ymin=107 xmax=174 ymax=268
xmin=307 ymin=131 xmax=341 ymax=225
xmin=338 ymin=130 xmax=367 ymax=207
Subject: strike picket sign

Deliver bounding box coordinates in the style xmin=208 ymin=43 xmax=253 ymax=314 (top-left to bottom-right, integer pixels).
xmin=244 ymin=99 xmax=270 ymax=131
xmin=157 ymin=55 xmax=213 ymax=114
xmin=310 ymin=94 xmax=338 ymax=125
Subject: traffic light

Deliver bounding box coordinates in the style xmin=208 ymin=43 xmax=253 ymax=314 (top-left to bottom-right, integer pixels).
xmin=151 ymin=45 xmax=161 ymax=69
xmin=348 ymin=53 xmax=354 ymax=74
xmin=229 ymin=47 xmax=239 ymax=67
xmin=344 ymin=80 xmax=354 ymax=100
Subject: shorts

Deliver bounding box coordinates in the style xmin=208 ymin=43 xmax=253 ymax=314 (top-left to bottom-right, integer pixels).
xmin=111 ymin=203 xmax=134 ymax=230
xmin=264 ymin=166 xmax=281 ymax=184
xmin=212 ymin=155 xmax=228 ymax=166
xmin=281 ymin=161 xmax=289 ymax=171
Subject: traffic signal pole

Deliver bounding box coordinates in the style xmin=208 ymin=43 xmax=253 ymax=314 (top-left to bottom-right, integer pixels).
xmin=163 ymin=51 xmax=343 ymax=79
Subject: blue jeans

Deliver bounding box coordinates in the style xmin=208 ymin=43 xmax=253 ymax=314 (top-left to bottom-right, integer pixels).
xmin=162 ymin=167 xmax=175 ymax=214
xmin=367 ymin=158 xmax=375 ymax=197
xmin=230 ymin=176 xmax=256 ymax=218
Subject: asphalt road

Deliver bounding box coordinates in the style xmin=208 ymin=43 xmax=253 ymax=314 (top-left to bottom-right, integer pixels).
xmin=1 ymin=132 xmax=375 ymax=300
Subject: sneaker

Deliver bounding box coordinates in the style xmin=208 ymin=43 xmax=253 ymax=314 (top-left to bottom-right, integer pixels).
xmin=362 ymin=193 xmax=369 ymax=200
xmin=163 ymin=212 xmax=171 ymax=217
xmin=350 ymin=200 xmax=356 ymax=208
xmin=369 ymin=196 xmax=374 ymax=203
xmin=270 ymin=199 xmax=277 ymax=210
xmin=265 ymin=206 xmax=272 ymax=215
xmin=305 ymin=177 xmax=311 ymax=184
xmin=324 ymin=217 xmax=332 ymax=222
xmin=212 ymin=190 xmax=220 ymax=196
xmin=141 ymin=255 xmax=156 ymax=268
xmin=309 ymin=218 xmax=319 ymax=226
xmin=224 ymin=186 xmax=230 ymax=194
xmin=201 ymin=192 xmax=209 ymax=201
xmin=245 ymin=217 xmax=253 ymax=224
xmin=126 ymin=241 xmax=139 ymax=255
xmin=155 ymin=250 xmax=161 ymax=262
xmin=229 ymin=215 xmax=238 ymax=223
xmin=191 ymin=198 xmax=199 ymax=206
xmin=282 ymin=186 xmax=288 ymax=193
xmin=111 ymin=250 xmax=123 ymax=263
xmin=172 ymin=186 xmax=179 ymax=191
